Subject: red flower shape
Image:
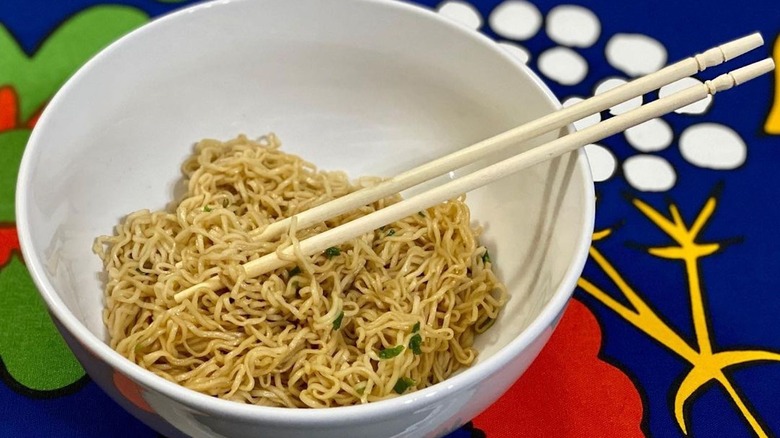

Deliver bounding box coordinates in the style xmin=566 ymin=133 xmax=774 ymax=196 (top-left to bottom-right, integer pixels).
xmin=0 ymin=85 xmax=43 ymax=132
xmin=474 ymin=299 xmax=644 ymax=437
xmin=113 ymin=371 xmax=154 ymax=413
xmin=0 ymin=225 xmax=19 ymax=266
xmin=0 ymin=87 xmax=18 ymax=132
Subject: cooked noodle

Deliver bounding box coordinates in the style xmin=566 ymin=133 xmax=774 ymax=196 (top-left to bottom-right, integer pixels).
xmin=94 ymin=134 xmax=507 ymax=407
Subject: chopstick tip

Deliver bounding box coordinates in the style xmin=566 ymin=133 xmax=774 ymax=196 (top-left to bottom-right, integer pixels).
xmin=751 ymin=31 xmax=765 ymax=46
xmin=720 ymin=32 xmax=765 ymax=62
xmin=697 ymin=33 xmax=764 ymax=70
xmin=729 ymin=58 xmax=775 ymax=86
xmin=703 ymin=58 xmax=772 ymax=95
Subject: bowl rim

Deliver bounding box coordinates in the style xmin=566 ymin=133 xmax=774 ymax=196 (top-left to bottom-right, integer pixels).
xmin=16 ymin=0 xmax=595 ymax=425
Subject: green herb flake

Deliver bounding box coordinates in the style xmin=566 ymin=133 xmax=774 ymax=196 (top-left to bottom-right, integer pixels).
xmin=393 ymin=377 xmax=415 ymax=394
xmin=409 ymin=333 xmax=422 ymax=355
xmin=203 ymin=206 xmax=212 ymax=212
xmin=222 ymin=198 xmax=230 ymax=208
xmin=386 ymin=229 xmax=396 ymax=236
xmin=333 ymin=311 xmax=344 ymax=330
xmin=378 ymin=345 xmax=405 ymax=359
xmin=134 ymin=343 xmax=144 ymax=353
xmin=482 ymin=250 xmax=491 ymax=264
xmin=418 ymin=211 xmax=425 ymax=217
xmin=289 ymin=266 xmax=301 ymax=276
xmin=356 ymin=385 xmax=366 ymax=395
xmin=475 ymin=317 xmax=496 ymax=334
xmin=412 ymin=322 xmax=421 ymax=333
xmin=325 ymin=247 xmax=341 ymax=259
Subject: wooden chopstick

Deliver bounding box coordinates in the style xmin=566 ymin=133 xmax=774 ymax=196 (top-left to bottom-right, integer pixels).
xmin=174 ymin=55 xmax=773 ymax=303
xmin=247 ymin=33 xmax=764 ymax=244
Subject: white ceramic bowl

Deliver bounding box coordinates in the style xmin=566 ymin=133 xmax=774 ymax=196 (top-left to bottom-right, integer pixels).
xmin=16 ymin=0 xmax=594 ymax=437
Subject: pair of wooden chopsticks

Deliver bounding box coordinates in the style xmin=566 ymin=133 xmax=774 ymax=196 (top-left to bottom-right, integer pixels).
xmin=175 ymin=33 xmax=773 ymax=303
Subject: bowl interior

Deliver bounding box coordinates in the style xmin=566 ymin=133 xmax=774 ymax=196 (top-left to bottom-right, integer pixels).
xmin=20 ymin=0 xmax=591 ymax=391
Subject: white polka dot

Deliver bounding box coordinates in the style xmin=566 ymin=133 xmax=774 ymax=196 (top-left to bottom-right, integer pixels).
xmin=606 ymin=34 xmax=667 ymax=77
xmin=594 ymin=78 xmax=642 ymax=115
xmin=546 ymin=5 xmax=600 ymax=48
xmin=437 ymin=1 xmax=483 ymax=29
xmin=538 ymin=47 xmax=588 ymax=85
xmin=625 ymin=118 xmax=673 ymax=152
xmin=679 ymin=123 xmax=746 ymax=169
xmin=584 ymin=144 xmax=616 ymax=182
xmin=498 ymin=41 xmax=531 ymax=63
xmin=562 ymin=96 xmax=601 ymax=130
xmin=489 ymin=1 xmax=542 ymax=40
xmin=623 ymin=155 xmax=676 ymax=192
xmin=659 ymin=77 xmax=713 ymax=114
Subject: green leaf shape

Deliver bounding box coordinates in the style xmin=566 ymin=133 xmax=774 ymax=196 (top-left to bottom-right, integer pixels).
xmin=0 ymin=255 xmax=84 ymax=391
xmin=0 ymin=5 xmax=149 ymax=120
xmin=0 ymin=6 xmax=150 ymax=221
xmin=0 ymin=130 xmax=28 ymax=222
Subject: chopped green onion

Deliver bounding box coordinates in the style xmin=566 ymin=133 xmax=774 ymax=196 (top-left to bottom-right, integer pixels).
xmin=325 ymin=247 xmax=341 ymax=258
xmin=409 ymin=333 xmax=422 ymax=355
xmin=482 ymin=250 xmax=491 ymax=263
xmin=356 ymin=385 xmax=366 ymax=395
xmin=222 ymin=198 xmax=230 ymax=208
xmin=203 ymin=206 xmax=212 ymax=212
xmin=333 ymin=311 xmax=344 ymax=330
xmin=393 ymin=377 xmax=415 ymax=394
xmin=289 ymin=266 xmax=301 ymax=276
xmin=378 ymin=345 xmax=404 ymax=359
xmin=412 ymin=322 xmax=420 ymax=333
xmin=475 ymin=317 xmax=496 ymax=334
xmin=386 ymin=229 xmax=396 ymax=236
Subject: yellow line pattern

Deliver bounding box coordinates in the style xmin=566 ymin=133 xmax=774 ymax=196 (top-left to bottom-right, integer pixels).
xmin=578 ymin=193 xmax=779 ymax=436
xmin=765 ymin=34 xmax=780 ymax=134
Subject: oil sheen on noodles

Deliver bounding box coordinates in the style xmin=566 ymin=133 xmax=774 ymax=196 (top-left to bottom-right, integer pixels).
xmin=94 ymin=135 xmax=507 ymax=408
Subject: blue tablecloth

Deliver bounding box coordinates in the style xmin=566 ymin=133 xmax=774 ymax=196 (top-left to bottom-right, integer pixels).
xmin=2 ymin=1 xmax=779 ymax=436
